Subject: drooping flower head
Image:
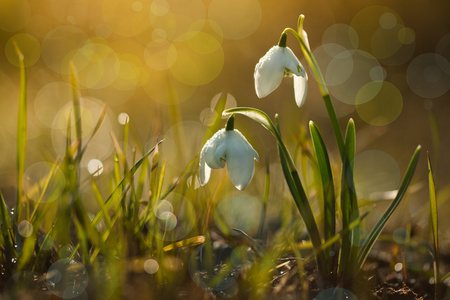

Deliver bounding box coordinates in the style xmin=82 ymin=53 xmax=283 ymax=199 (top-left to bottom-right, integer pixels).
xmin=254 ymin=34 xmax=308 ymax=107
xmin=199 ymin=127 xmax=259 ymax=190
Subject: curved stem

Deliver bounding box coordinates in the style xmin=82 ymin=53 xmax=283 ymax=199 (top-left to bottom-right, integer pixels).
xmin=282 ymin=27 xmax=345 ymax=159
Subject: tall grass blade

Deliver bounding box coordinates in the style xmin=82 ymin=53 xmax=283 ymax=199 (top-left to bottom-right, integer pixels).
xmin=0 ymin=191 xmax=17 ymax=259
xmin=90 ymin=141 xmax=162 ymax=228
xmin=427 ymin=153 xmax=440 ymax=299
xmin=122 ymin=116 xmax=130 ymax=170
xmin=14 ymin=42 xmax=27 ymax=221
xmin=257 ymin=161 xmax=270 ymax=240
xmin=16 ymin=233 xmax=37 ymax=271
xmin=78 ymin=105 xmax=108 ymax=159
xmin=338 ymin=119 xmax=358 ymax=278
xmin=29 ymin=158 xmax=59 ymax=221
xmin=91 ymin=178 xmax=114 ymax=232
xmin=163 ymin=235 xmax=205 ymax=252
xmin=274 ymin=116 xmax=326 ymax=276
xmin=304 ymin=210 xmax=370 ymax=266
xmin=70 ymin=62 xmax=82 ymax=156
xmin=356 ymin=145 xmax=421 ymax=271
xmin=309 ymin=121 xmax=335 ymax=272
xmin=309 ymin=122 xmax=335 ymax=242
xmin=74 ymin=217 xmax=89 ymax=263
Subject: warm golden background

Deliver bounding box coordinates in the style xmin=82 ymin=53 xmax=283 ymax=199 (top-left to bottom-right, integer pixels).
xmin=0 ymin=0 xmax=449 ymax=233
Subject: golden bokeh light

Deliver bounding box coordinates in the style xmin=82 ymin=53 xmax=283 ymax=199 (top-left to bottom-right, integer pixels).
xmin=34 ymin=82 xmax=73 ymax=128
xmin=356 ymin=81 xmax=403 ymax=126
xmin=208 ymin=0 xmax=262 ymax=40
xmin=144 ymin=42 xmax=177 ymax=71
xmin=61 ymin=39 xmax=120 ymax=89
xmin=322 ymin=24 xmax=359 ymax=50
xmin=51 ymin=98 xmax=114 ymax=161
xmin=143 ymin=69 xmax=197 ymax=104
xmin=314 ymin=46 xmax=383 ymax=105
xmin=42 ymin=26 xmax=88 ymax=73
xmin=149 ymin=0 xmax=206 ymax=42
xmin=169 ymin=35 xmax=224 ymax=86
xmin=23 ymin=161 xmax=66 ymax=203
xmin=406 ymin=53 xmax=450 ymax=99
xmin=351 ymin=5 xmax=416 ymax=64
xmin=102 ymin=0 xmax=152 ymax=38
xmin=162 ymin=121 xmax=208 ymax=170
xmin=55 ymin=104 xmax=95 ymax=138
xmin=351 ymin=6 xmax=403 ymax=51
xmin=352 ymin=150 xmax=401 ymax=200
xmin=5 ymin=33 xmax=41 ymax=68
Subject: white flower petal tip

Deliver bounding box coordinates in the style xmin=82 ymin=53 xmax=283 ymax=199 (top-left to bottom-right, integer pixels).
xmin=254 ymin=45 xmax=307 ymax=105
xmin=199 ymin=129 xmax=259 ymax=190
xmin=294 ymin=72 xmax=308 ymax=107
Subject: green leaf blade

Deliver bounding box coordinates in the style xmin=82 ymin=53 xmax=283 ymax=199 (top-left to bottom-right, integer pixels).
xmin=428 ymin=152 xmax=440 ymax=293
xmin=339 ymin=119 xmax=358 ymax=277
xmin=309 ymin=121 xmax=335 ymax=241
xmin=356 ymin=145 xmax=421 ymax=271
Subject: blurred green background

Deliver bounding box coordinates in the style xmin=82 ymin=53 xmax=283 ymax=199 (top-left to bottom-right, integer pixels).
xmin=0 ymin=0 xmax=449 ymax=235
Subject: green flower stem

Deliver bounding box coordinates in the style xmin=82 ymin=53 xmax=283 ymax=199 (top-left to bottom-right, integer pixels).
xmin=282 ymin=27 xmax=345 ymax=159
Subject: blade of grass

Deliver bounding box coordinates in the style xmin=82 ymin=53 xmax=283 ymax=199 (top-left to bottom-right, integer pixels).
xmin=257 ymin=161 xmax=270 ymax=240
xmin=113 ymin=152 xmax=121 ymax=186
xmin=135 ymin=154 xmax=148 ymax=202
xmin=16 ymin=232 xmax=38 ymax=271
xmin=70 ymin=61 xmax=82 ymax=156
xmin=122 ymin=116 xmax=130 ymax=174
xmin=163 ymin=235 xmax=205 ymax=252
xmin=73 ymin=216 xmax=89 ymax=264
xmin=309 ymin=121 xmax=336 ymax=274
xmin=338 ymin=119 xmax=358 ymax=279
xmin=428 ymin=152 xmax=440 ymax=299
xmin=304 ymin=209 xmax=371 ymax=266
xmin=356 ymin=145 xmax=421 ymax=272
xmin=90 ymin=141 xmax=162 ymax=228
xmin=14 ymin=42 xmax=27 ymax=221
xmin=91 ymin=178 xmax=114 ymax=232
xmin=30 ymin=158 xmax=60 ymax=223
xmin=0 ymin=191 xmax=17 ymax=260
xmin=274 ymin=116 xmax=326 ymax=276
xmin=232 ymin=228 xmax=264 ymax=257
xmin=78 ymin=105 xmax=108 ymax=160
xmin=309 ymin=122 xmax=335 ymax=246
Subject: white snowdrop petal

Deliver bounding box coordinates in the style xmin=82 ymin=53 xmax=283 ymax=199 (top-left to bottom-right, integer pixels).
xmin=202 ymin=129 xmax=226 ymax=169
xmin=283 ymin=47 xmax=305 ymax=77
xmin=213 ymin=142 xmax=227 ymax=169
xmin=254 ymin=46 xmax=285 ymax=98
xmin=294 ymin=72 xmax=308 ymax=107
xmin=227 ymin=152 xmax=256 ymax=190
xmin=199 ymin=153 xmax=211 ymax=186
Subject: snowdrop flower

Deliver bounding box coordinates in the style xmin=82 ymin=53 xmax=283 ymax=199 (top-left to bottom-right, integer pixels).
xmin=254 ymin=39 xmax=308 ymax=107
xmin=199 ymin=128 xmax=259 ymax=190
